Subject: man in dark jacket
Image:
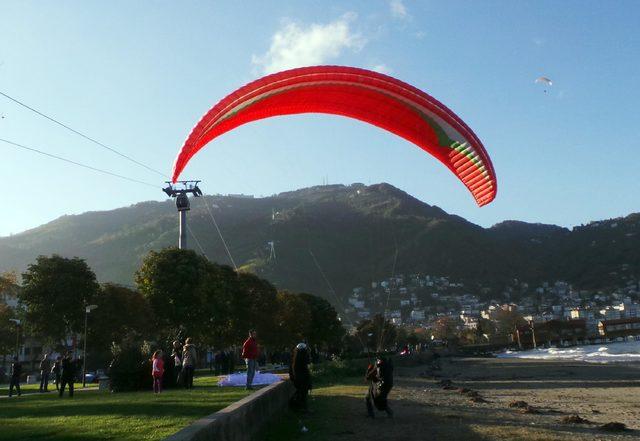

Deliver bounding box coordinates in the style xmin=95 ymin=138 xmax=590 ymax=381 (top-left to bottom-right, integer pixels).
xmin=241 ymin=330 xmax=258 ymax=390
xmin=59 ymin=352 xmax=76 ymax=398
xmin=365 ymin=356 xmax=394 ymax=418
xmin=289 ymin=343 xmax=312 ymax=411
xmin=39 ymin=352 xmax=51 ymax=392
xmin=8 ymin=356 xmax=22 ymax=397
xmin=51 ymin=356 xmax=62 ymax=391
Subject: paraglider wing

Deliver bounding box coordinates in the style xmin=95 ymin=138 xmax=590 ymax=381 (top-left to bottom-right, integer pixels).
xmin=172 ymin=66 xmax=497 ymax=206
xmin=535 ymin=77 xmax=553 ymax=86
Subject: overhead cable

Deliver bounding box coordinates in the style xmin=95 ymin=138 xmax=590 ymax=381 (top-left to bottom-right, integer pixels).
xmin=0 ymin=90 xmax=168 ymax=178
xmin=0 ymin=137 xmax=159 ymax=189
xmin=198 ymin=196 xmax=238 ymax=271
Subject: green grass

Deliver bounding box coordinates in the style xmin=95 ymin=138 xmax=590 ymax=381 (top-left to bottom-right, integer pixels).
xmin=261 ymin=379 xmax=365 ymax=441
xmin=1 ymin=382 xmax=98 ymax=396
xmin=0 ymin=375 xmax=251 ymax=441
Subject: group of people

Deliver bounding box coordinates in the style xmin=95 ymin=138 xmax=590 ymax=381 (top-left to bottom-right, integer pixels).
xmin=146 ymin=328 xmax=394 ymax=420
xmin=211 ymin=349 xmax=236 ymax=375
xmin=7 ymin=351 xmax=79 ymax=398
xmin=149 ymin=337 xmax=198 ymax=394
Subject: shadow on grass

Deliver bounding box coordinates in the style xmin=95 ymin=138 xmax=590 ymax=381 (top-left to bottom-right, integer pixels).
xmin=259 ymin=388 xmax=490 ymax=441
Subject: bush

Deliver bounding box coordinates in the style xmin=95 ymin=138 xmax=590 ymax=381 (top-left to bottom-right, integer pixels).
xmin=310 ymin=356 xmax=368 ymax=385
xmin=108 ymin=340 xmax=152 ymax=392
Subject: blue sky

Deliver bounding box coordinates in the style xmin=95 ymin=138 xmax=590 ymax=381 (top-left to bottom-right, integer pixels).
xmin=0 ymin=1 xmax=638 ymax=237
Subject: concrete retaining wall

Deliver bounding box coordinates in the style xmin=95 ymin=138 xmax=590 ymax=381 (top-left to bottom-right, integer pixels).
xmin=163 ymin=380 xmax=294 ymax=441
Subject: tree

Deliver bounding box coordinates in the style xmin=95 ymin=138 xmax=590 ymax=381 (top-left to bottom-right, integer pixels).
xmin=0 ymin=271 xmax=18 ymax=292
xmin=0 ymin=303 xmax=16 ymax=357
xmin=493 ymin=309 xmax=527 ymax=339
xmin=198 ymin=263 xmax=244 ymax=348
xmin=20 ymin=255 xmax=100 ymax=344
xmin=355 ymin=314 xmax=397 ymax=352
xmin=87 ymin=284 xmax=155 ymax=367
xmin=433 ymin=316 xmax=459 ymax=344
xmin=297 ymin=293 xmax=344 ymax=350
xmin=135 ymin=248 xmax=212 ymax=342
xmin=273 ymin=291 xmax=312 ymax=348
xmin=237 ymin=272 xmax=279 ymax=347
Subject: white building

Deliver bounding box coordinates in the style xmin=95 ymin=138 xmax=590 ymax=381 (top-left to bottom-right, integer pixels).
xmin=600 ymin=307 xmax=621 ymax=320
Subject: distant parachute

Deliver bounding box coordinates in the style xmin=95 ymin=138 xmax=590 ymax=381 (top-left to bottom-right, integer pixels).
xmin=172 ymin=65 xmax=498 ymax=206
xmin=535 ymin=77 xmax=553 ymax=93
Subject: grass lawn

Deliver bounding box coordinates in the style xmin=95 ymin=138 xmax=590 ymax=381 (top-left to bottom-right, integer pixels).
xmin=1 ymin=375 xmax=251 ymax=441
xmin=1 ymin=382 xmax=98 ymax=396
xmin=262 ymin=378 xmax=366 ymax=441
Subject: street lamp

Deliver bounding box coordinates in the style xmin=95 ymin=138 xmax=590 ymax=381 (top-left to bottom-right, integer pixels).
xmin=9 ymin=319 xmax=20 ymax=358
xmin=82 ymin=305 xmax=98 ymax=388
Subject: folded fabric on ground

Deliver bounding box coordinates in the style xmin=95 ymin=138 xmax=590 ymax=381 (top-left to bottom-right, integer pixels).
xmin=217 ymin=371 xmax=282 ymax=387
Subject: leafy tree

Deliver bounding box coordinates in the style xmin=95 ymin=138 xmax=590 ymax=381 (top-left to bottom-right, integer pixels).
xmin=355 ymin=314 xmax=397 ymax=352
xmin=19 ymin=255 xmax=100 ymax=344
xmin=0 ymin=271 xmax=18 ymax=292
xmin=237 ymin=272 xmax=279 ymax=346
xmin=87 ymin=284 xmax=155 ymax=367
xmin=135 ymin=248 xmax=211 ymax=342
xmin=493 ymin=309 xmax=527 ymax=339
xmin=297 ymin=293 xmax=344 ymax=350
xmin=433 ymin=316 xmax=459 ymax=343
xmin=198 ymin=263 xmax=244 ymax=348
xmin=273 ymin=291 xmax=312 ymax=348
xmin=0 ymin=303 xmax=16 ymax=357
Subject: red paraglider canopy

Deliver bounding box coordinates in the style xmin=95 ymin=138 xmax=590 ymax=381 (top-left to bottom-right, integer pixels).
xmin=172 ymin=66 xmax=497 ymax=206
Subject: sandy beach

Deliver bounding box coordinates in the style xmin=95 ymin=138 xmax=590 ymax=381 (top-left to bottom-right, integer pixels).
xmin=283 ymin=357 xmax=640 ymax=440
xmin=395 ymin=356 xmax=640 ymax=440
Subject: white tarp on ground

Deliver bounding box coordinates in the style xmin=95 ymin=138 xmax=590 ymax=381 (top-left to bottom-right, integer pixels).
xmin=217 ymin=371 xmax=283 ymax=387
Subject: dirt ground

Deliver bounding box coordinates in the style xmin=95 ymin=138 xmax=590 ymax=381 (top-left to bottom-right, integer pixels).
xmin=265 ymin=357 xmax=640 ymax=440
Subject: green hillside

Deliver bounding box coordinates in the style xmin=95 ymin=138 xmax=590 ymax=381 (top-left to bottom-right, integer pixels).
xmin=0 ymin=183 xmax=638 ymax=301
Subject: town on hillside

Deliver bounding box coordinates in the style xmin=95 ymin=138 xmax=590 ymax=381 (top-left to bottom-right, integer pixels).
xmin=345 ymin=270 xmax=640 ymax=348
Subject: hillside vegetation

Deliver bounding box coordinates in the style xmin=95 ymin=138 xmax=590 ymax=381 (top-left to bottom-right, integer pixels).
xmin=0 ymin=183 xmax=638 ymax=301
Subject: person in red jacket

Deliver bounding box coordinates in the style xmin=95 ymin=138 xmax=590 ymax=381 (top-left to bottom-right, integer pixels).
xmin=241 ymin=329 xmax=258 ymax=390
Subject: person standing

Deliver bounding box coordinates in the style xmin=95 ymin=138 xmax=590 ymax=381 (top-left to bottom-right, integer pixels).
xmin=171 ymin=340 xmax=183 ymax=386
xmin=59 ymin=352 xmax=76 ymax=398
xmin=182 ymin=338 xmax=197 ymax=389
xmin=151 ymin=350 xmax=164 ymax=394
xmin=39 ymin=352 xmax=51 ymax=392
xmin=8 ymin=356 xmax=22 ymax=397
xmin=51 ymin=356 xmax=62 ymax=391
xmin=241 ymin=330 xmax=258 ymax=390
xmin=289 ymin=343 xmax=312 ymax=411
xmin=365 ymin=356 xmax=394 ymax=418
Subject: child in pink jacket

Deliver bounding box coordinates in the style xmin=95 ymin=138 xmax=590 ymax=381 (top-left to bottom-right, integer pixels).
xmin=152 ymin=350 xmax=164 ymax=394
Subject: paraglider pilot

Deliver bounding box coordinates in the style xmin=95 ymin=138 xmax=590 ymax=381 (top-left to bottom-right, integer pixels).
xmin=365 ymin=355 xmax=394 ymax=418
xmin=289 ymin=342 xmax=312 ymax=411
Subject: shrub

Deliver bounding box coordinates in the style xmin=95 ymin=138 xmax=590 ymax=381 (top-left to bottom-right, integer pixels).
xmin=310 ymin=356 xmax=368 ymax=385
xmin=108 ymin=340 xmax=152 ymax=392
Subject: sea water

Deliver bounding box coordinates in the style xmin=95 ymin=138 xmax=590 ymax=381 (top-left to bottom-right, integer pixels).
xmin=498 ymin=339 xmax=640 ymax=363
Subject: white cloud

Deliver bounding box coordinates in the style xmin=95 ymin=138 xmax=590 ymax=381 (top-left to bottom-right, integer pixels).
xmin=252 ymin=13 xmax=366 ymax=75
xmin=370 ymin=64 xmax=393 ymax=75
xmin=414 ymin=30 xmax=426 ymax=40
xmin=533 ymin=37 xmax=545 ymax=47
xmin=390 ymin=0 xmax=409 ymax=20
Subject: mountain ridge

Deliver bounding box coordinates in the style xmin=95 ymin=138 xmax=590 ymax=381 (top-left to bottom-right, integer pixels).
xmin=0 ymin=183 xmax=638 ymax=301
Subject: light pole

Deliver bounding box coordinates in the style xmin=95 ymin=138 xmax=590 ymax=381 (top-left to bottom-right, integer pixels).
xmin=9 ymin=319 xmax=20 ymax=358
xmin=82 ymin=305 xmax=98 ymax=388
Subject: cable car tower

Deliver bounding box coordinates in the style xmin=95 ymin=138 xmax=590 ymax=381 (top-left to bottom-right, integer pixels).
xmin=162 ymin=180 xmax=203 ymax=249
